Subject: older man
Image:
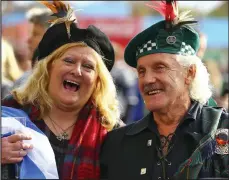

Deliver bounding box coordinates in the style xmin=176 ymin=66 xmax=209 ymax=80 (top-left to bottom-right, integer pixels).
xmin=100 ymin=1 xmax=228 ymax=179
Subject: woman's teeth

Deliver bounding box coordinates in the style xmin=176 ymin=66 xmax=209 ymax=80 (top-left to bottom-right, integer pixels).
xmin=63 ymin=80 xmax=80 ymax=92
xmin=66 ymin=80 xmax=78 ymax=85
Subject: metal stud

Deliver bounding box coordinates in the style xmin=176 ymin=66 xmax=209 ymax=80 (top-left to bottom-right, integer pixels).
xmin=147 ymin=139 xmax=152 ymax=147
xmin=140 ymin=168 xmax=146 ymax=175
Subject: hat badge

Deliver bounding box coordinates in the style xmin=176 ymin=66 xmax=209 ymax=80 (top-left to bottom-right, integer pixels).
xmin=166 ymin=36 xmax=176 ymax=44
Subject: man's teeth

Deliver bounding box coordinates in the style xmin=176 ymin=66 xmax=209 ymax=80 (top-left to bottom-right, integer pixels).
xmin=148 ymin=90 xmax=161 ymax=95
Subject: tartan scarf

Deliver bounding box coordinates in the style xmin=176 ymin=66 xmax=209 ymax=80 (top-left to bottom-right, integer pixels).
xmin=2 ymin=95 xmax=108 ymax=180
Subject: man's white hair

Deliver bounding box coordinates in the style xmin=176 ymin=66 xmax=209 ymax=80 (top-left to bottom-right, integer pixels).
xmin=26 ymin=7 xmax=52 ymax=20
xmin=176 ymin=55 xmax=213 ymax=104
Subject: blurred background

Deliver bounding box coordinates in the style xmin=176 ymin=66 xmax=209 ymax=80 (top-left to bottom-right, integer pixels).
xmin=2 ymin=1 xmax=228 ymax=123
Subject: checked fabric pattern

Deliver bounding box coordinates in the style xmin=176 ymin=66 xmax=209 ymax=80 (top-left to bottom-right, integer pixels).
xmin=180 ymin=42 xmax=195 ymax=55
xmin=136 ymin=40 xmax=156 ymax=56
xmin=136 ymin=40 xmax=196 ymax=57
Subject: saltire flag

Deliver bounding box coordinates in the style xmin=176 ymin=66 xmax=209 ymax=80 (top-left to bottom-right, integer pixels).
xmin=1 ymin=106 xmax=59 ymax=179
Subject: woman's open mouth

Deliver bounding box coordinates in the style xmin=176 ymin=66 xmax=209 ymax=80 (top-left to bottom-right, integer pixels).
xmin=63 ymin=80 xmax=80 ymax=92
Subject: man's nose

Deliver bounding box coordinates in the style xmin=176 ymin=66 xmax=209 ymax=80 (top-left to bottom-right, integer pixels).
xmin=143 ymin=71 xmax=156 ymax=84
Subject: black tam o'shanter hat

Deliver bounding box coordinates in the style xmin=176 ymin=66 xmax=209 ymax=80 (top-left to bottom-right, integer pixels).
xmin=37 ymin=1 xmax=114 ymax=71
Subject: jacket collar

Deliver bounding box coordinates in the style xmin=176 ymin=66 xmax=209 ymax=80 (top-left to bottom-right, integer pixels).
xmin=126 ymin=112 xmax=152 ymax=135
xmin=185 ymin=100 xmax=203 ymax=121
xmin=125 ymin=100 xmax=203 ymax=136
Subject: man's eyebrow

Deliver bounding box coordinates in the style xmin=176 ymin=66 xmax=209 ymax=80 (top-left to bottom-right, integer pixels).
xmin=136 ymin=66 xmax=144 ymax=71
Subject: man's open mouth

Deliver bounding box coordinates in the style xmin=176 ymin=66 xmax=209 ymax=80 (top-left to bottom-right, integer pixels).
xmin=145 ymin=89 xmax=163 ymax=96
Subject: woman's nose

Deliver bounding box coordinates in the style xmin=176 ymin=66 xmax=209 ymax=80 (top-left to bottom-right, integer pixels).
xmin=71 ymin=65 xmax=82 ymax=76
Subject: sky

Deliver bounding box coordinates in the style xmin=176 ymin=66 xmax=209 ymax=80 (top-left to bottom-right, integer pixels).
xmin=4 ymin=1 xmax=226 ymax=17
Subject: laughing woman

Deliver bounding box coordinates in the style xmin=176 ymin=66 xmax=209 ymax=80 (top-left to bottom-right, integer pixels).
xmin=1 ymin=1 xmax=121 ymax=179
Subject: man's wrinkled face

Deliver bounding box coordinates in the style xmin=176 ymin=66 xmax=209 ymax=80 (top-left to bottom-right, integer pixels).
xmin=27 ymin=23 xmax=46 ymax=58
xmin=137 ymin=53 xmax=190 ymax=112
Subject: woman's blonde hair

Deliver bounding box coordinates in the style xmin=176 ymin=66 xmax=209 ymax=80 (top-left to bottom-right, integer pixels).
xmin=2 ymin=38 xmax=23 ymax=82
xmin=12 ymin=42 xmax=120 ymax=131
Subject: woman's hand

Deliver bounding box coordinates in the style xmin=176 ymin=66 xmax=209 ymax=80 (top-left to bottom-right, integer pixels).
xmin=1 ymin=133 xmax=33 ymax=164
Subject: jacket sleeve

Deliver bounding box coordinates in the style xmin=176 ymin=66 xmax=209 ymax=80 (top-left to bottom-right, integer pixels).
xmin=100 ymin=133 xmax=112 ymax=180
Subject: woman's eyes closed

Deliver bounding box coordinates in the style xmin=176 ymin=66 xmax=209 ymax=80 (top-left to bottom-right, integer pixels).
xmin=63 ymin=58 xmax=95 ymax=70
xmin=63 ymin=58 xmax=75 ymax=64
xmin=82 ymin=64 xmax=95 ymax=70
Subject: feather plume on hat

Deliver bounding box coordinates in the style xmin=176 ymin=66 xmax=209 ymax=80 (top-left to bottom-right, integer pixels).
xmin=145 ymin=0 xmax=198 ymax=30
xmin=39 ymin=1 xmax=80 ymax=38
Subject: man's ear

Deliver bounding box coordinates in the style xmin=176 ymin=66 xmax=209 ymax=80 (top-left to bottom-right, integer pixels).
xmin=185 ymin=64 xmax=196 ymax=85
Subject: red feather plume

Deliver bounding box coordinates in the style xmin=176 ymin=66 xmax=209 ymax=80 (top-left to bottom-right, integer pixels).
xmin=145 ymin=0 xmax=178 ymax=22
xmin=146 ymin=0 xmax=198 ymax=29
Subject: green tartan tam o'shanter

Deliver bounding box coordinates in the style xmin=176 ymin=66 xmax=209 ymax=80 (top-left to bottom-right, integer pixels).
xmin=124 ymin=0 xmax=200 ymax=68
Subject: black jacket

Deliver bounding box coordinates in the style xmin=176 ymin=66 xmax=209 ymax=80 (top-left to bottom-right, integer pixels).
xmin=100 ymin=101 xmax=229 ymax=180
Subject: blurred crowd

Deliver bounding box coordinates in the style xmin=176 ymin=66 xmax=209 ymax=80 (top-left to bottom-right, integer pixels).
xmin=2 ymin=7 xmax=228 ymax=124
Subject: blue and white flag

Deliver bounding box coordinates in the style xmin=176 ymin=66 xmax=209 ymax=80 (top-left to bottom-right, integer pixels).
xmin=1 ymin=106 xmax=59 ymax=179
